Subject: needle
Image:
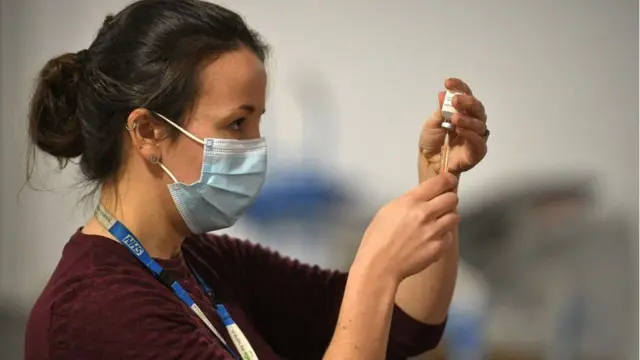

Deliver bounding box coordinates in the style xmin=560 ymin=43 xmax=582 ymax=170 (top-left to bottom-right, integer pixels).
xmin=439 ymin=131 xmax=451 ymax=174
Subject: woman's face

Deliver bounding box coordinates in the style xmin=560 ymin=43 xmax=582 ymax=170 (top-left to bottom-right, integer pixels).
xmin=161 ymin=47 xmax=267 ymax=185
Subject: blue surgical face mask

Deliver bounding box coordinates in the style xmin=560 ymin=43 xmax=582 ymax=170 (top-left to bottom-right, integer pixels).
xmin=152 ymin=112 xmax=267 ymax=234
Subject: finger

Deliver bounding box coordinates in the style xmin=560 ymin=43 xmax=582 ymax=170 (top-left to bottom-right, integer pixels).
xmin=445 ymin=78 xmax=473 ymax=96
xmin=423 ymin=107 xmax=445 ymax=130
xmin=443 ymin=231 xmax=454 ymax=245
xmin=451 ymin=113 xmax=487 ymax=136
xmin=455 ymin=128 xmax=488 ymax=156
xmin=421 ymin=191 xmax=459 ymax=220
xmin=421 ymin=238 xmax=449 ymax=264
xmin=407 ymin=173 xmax=458 ymax=201
xmin=452 ymin=94 xmax=486 ymax=122
xmin=434 ymin=212 xmax=461 ymax=234
xmin=422 ymin=212 xmax=461 ymax=251
xmin=423 ymin=91 xmax=447 ymax=130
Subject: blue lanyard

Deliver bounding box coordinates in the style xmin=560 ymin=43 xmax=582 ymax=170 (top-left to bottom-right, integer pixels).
xmin=187 ymin=263 xmax=236 ymax=327
xmin=94 ymin=205 xmax=241 ymax=359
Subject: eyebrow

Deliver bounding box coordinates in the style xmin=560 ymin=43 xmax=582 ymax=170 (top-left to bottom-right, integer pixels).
xmin=237 ymin=105 xmax=266 ymax=115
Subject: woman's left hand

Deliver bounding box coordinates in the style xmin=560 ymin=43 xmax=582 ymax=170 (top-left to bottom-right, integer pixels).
xmin=419 ymin=78 xmax=489 ymax=177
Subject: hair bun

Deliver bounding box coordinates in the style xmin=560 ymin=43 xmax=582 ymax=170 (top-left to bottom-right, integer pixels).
xmin=28 ymin=52 xmax=85 ymax=161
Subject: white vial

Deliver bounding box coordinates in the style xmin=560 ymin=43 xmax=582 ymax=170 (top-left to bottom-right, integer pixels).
xmin=441 ymin=89 xmax=464 ymax=130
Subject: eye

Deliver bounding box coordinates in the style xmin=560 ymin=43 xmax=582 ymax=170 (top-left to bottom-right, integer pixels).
xmin=229 ymin=118 xmax=246 ymax=131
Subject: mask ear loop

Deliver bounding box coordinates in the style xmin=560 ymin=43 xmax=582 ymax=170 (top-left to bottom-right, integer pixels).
xmin=149 ymin=112 xmax=207 ymax=185
xmin=149 ymin=155 xmax=178 ymax=183
xmin=126 ymin=118 xmax=181 ymax=184
xmin=152 ymin=112 xmax=205 ymax=145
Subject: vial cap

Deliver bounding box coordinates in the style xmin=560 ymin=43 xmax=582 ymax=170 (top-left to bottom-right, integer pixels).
xmin=441 ymin=122 xmax=454 ymax=130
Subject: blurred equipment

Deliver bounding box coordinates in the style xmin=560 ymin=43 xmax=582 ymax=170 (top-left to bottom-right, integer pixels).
xmin=245 ymin=66 xmax=347 ymax=224
xmin=0 ymin=305 xmax=27 ymax=360
xmin=243 ymin=67 xmax=358 ymax=269
xmin=443 ymin=261 xmax=491 ymax=360
xmin=457 ymin=174 xmax=635 ymax=360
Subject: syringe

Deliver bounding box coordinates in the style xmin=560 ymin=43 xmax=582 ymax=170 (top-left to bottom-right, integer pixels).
xmin=439 ymin=90 xmax=463 ymax=174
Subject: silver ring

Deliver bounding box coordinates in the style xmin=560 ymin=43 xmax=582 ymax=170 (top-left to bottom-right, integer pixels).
xmin=125 ymin=122 xmax=137 ymax=131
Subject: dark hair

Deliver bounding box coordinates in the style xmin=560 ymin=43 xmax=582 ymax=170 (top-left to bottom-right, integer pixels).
xmin=27 ymin=0 xmax=268 ymax=189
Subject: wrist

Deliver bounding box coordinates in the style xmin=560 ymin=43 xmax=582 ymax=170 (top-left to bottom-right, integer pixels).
xmin=327 ymin=253 xmax=399 ymax=359
xmin=349 ymin=255 xmax=401 ymax=295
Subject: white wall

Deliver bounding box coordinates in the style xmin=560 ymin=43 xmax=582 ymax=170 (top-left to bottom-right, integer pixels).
xmin=1 ymin=0 xmax=637 ymax=307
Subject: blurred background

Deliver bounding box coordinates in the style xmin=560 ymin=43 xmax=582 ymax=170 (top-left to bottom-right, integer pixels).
xmin=1 ymin=0 xmax=638 ymax=359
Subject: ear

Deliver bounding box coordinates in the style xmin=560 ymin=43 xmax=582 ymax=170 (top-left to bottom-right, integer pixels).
xmin=125 ymin=108 xmax=170 ymax=163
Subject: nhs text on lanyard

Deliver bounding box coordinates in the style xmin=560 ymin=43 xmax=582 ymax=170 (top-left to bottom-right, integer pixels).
xmin=95 ymin=204 xmax=258 ymax=360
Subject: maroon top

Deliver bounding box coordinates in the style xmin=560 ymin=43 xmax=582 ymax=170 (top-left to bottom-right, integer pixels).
xmin=25 ymin=231 xmax=445 ymax=359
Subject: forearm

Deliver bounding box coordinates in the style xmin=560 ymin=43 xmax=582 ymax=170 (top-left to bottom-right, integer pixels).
xmin=394 ymin=231 xmax=458 ymax=324
xmin=393 ymin=157 xmax=459 ymax=324
xmin=324 ymin=261 xmax=399 ymax=360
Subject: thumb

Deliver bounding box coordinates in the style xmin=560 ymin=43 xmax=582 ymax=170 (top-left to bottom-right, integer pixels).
xmin=406 ymin=173 xmax=458 ymax=201
xmin=424 ymin=91 xmax=446 ymax=130
xmin=438 ymin=90 xmax=445 ymax=107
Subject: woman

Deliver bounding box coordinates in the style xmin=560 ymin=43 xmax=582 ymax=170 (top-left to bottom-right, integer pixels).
xmin=24 ymin=1 xmax=489 ymax=359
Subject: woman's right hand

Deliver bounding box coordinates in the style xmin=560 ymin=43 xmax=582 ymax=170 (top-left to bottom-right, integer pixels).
xmin=325 ymin=173 xmax=459 ymax=360
xmin=353 ymin=173 xmax=460 ymax=283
